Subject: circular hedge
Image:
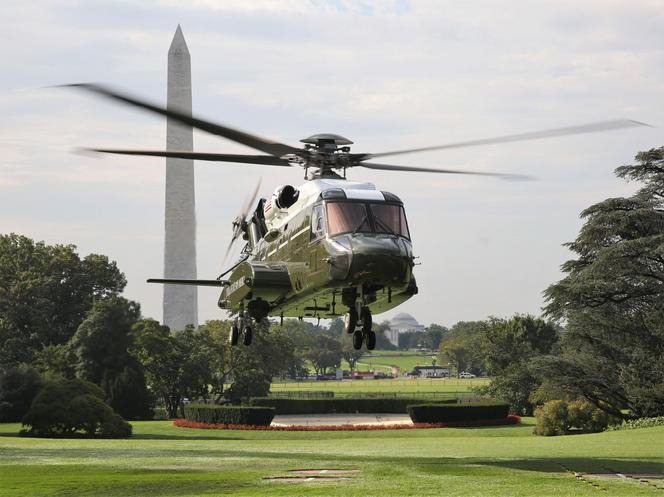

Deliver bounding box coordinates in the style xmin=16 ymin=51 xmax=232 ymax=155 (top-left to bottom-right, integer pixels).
xmin=184 ymin=404 xmax=275 ymax=426
xmin=407 ymin=402 xmax=510 ymax=423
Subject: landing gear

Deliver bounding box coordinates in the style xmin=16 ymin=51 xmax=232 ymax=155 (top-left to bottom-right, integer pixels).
xmin=352 ymin=329 xmax=364 ymax=350
xmin=229 ymin=324 xmax=239 ymax=346
xmin=365 ymin=330 xmax=376 ymax=351
xmin=361 ymin=307 xmax=372 ymax=334
xmin=242 ymin=325 xmax=253 ymax=346
xmin=344 ymin=309 xmax=358 ymax=334
xmin=349 ymin=306 xmax=374 ymax=350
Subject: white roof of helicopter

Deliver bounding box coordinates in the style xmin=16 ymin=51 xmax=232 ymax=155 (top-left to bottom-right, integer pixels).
xmin=264 ymin=178 xmax=384 ymax=230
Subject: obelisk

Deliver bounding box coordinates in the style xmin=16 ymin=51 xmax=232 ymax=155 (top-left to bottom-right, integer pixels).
xmin=164 ymin=25 xmax=198 ymax=330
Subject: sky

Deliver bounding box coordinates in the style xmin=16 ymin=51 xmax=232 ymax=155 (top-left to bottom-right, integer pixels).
xmin=1 ymin=0 xmax=663 ymax=328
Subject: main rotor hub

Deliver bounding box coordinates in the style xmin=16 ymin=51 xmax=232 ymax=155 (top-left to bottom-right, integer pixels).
xmin=300 ymin=134 xmax=354 ymax=146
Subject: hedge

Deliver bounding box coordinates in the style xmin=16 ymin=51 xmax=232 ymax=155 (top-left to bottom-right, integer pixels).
xmin=407 ymin=402 xmax=509 ymax=423
xmin=249 ymin=397 xmax=457 ymax=414
xmin=184 ymin=404 xmax=275 ymax=426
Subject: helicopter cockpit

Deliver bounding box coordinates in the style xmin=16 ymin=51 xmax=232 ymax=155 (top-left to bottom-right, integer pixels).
xmin=311 ymin=198 xmax=410 ymax=240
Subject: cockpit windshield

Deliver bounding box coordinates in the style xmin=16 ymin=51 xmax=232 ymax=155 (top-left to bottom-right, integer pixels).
xmin=325 ymin=202 xmax=410 ymax=239
xmin=371 ymin=203 xmax=410 ymax=238
xmin=326 ymin=203 xmax=369 ymax=236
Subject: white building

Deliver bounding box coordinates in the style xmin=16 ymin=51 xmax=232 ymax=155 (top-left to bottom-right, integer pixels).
xmin=386 ymin=312 xmax=425 ymax=347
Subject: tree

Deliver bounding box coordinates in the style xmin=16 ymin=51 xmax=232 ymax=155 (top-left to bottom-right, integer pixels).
xmin=439 ymin=338 xmax=475 ymax=377
xmin=303 ymin=335 xmax=342 ymax=375
xmin=70 ymin=297 xmax=152 ymax=420
xmin=0 ymin=234 xmax=126 ymax=367
xmin=131 ymin=319 xmax=182 ymax=417
xmin=478 ymin=315 xmax=559 ymax=415
xmin=437 ymin=321 xmax=486 ymax=375
xmin=328 ymin=318 xmax=344 ymax=336
xmin=543 ymin=147 xmax=664 ymax=418
xmin=21 ymin=377 xmax=131 ymax=438
xmin=424 ymin=324 xmax=446 ymax=350
xmin=0 ymin=366 xmax=43 ymax=422
xmin=341 ymin=340 xmax=364 ymax=373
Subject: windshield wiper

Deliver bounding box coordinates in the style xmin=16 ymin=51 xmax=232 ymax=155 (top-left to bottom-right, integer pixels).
xmin=352 ymin=213 xmax=370 ymax=235
xmin=374 ymin=217 xmax=397 ymax=236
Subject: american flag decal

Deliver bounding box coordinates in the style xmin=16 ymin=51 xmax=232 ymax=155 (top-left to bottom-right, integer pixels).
xmin=264 ymin=200 xmax=272 ymax=213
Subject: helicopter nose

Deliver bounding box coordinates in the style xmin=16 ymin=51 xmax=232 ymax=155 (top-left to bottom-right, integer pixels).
xmin=348 ymin=235 xmax=412 ymax=284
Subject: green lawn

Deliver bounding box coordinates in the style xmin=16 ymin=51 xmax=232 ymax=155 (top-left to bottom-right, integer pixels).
xmin=356 ymin=352 xmax=437 ymax=372
xmin=1 ymin=420 xmax=662 ymax=496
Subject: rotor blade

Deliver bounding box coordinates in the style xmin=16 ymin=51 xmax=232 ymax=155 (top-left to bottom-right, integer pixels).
xmin=147 ymin=278 xmax=229 ymax=287
xmin=80 ymin=148 xmax=292 ymax=166
xmin=364 ymin=119 xmax=651 ymax=159
xmin=358 ymin=162 xmax=533 ymax=180
xmin=241 ymin=179 xmax=262 ymax=218
xmin=63 ymin=83 xmax=299 ymax=157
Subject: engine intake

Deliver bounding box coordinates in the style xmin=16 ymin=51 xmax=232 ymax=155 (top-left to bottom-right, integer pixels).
xmin=274 ymin=185 xmax=299 ymax=209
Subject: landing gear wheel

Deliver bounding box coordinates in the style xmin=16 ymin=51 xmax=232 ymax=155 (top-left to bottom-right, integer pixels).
xmin=361 ymin=307 xmax=372 ymax=334
xmin=352 ymin=330 xmax=364 ymax=350
xmin=344 ymin=309 xmax=358 ymax=334
xmin=242 ymin=325 xmax=253 ymax=346
xmin=229 ymin=325 xmax=239 ymax=346
xmin=365 ymin=330 xmax=376 ymax=351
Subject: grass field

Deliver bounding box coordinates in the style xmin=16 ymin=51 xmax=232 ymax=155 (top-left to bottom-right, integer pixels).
xmin=355 ymin=351 xmax=438 ymax=373
xmin=1 ymin=420 xmax=662 ymax=496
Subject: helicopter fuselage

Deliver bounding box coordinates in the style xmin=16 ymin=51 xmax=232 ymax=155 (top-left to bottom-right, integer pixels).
xmin=218 ymin=179 xmax=418 ymax=322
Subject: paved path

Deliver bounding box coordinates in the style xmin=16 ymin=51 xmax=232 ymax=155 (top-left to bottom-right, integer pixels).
xmin=272 ymin=413 xmax=412 ymax=426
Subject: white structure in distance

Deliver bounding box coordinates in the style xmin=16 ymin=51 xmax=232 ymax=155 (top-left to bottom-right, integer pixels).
xmin=163 ymin=25 xmax=198 ymax=331
xmin=385 ymin=312 xmax=426 ymax=347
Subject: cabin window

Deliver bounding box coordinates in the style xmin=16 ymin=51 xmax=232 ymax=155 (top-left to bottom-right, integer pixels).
xmin=370 ymin=204 xmax=410 ymax=239
xmin=326 ymin=202 xmax=370 ymax=236
xmin=310 ymin=204 xmax=326 ymax=240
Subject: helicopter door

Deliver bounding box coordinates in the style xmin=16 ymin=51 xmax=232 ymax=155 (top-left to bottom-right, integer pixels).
xmin=309 ymin=204 xmax=325 ymax=272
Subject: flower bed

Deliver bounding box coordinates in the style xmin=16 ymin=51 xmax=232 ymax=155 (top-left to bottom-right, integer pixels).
xmin=173 ymin=415 xmax=521 ymax=431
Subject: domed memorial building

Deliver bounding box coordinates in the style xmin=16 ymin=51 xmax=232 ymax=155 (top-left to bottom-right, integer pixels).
xmin=385 ymin=312 xmax=425 ymax=347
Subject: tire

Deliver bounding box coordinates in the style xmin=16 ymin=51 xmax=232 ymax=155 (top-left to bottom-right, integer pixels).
xmin=229 ymin=325 xmax=239 ymax=346
xmin=344 ymin=309 xmax=358 ymax=334
xmin=366 ymin=330 xmax=376 ymax=351
xmin=352 ymin=330 xmax=363 ymax=350
xmin=361 ymin=307 xmax=372 ymax=333
xmin=242 ymin=326 xmax=253 ymax=346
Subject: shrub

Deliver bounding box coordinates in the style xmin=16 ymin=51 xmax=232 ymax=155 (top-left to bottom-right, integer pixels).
xmin=101 ymin=413 xmax=133 ymax=437
xmin=567 ymin=399 xmax=614 ymax=432
xmin=152 ymin=406 xmax=169 ymax=420
xmin=407 ymin=402 xmax=509 ymax=423
xmin=184 ymin=404 xmax=275 ymax=426
xmin=20 ymin=377 xmax=132 ymax=438
xmin=534 ymin=400 xmax=569 ymax=436
xmin=0 ymin=366 xmax=43 ymax=422
xmin=248 ymin=397 xmax=457 ymax=414
xmin=534 ymin=399 xmax=618 ymax=436
xmin=605 ymin=416 xmax=664 ymax=431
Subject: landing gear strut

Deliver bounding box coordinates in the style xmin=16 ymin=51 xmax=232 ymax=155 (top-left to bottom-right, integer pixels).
xmin=229 ymin=324 xmax=240 ymax=346
xmin=350 ymin=306 xmax=374 ymax=350
xmin=231 ymin=311 xmax=255 ymax=348
xmin=242 ymin=325 xmax=253 ymax=346
xmin=344 ymin=308 xmax=357 ymax=334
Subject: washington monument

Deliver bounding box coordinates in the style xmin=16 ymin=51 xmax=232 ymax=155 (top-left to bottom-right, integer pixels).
xmin=164 ymin=25 xmax=198 ymax=330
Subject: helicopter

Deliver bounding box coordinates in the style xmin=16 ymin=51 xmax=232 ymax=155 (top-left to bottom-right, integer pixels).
xmin=66 ymin=83 xmax=648 ymax=350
